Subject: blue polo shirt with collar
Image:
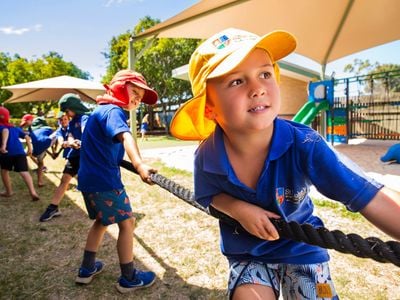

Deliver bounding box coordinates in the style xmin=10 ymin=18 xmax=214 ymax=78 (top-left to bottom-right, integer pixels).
xmin=65 ymin=114 xmax=89 ymax=159
xmin=0 ymin=125 xmax=26 ymax=156
xmin=194 ymin=118 xmax=383 ymax=264
xmin=54 ymin=126 xmax=69 ymax=158
xmin=29 ymin=127 xmax=54 ymax=156
xmin=78 ymin=104 xmax=128 ymax=193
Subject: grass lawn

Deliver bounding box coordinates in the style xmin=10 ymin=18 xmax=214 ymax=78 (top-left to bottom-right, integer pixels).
xmin=0 ymin=136 xmax=399 ymax=299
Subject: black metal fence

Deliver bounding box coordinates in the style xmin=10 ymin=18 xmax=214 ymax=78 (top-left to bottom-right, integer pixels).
xmin=320 ymin=70 xmax=400 ymax=142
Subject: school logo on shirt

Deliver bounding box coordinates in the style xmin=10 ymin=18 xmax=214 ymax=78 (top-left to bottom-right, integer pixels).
xmin=285 ymin=187 xmax=307 ymax=204
xmin=276 ymin=187 xmax=308 ymax=205
xmin=275 ymin=187 xmax=285 ymax=205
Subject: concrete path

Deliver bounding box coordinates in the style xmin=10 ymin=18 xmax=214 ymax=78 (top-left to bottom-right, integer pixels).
xmin=141 ymin=144 xmax=198 ymax=172
xmin=334 ymin=139 xmax=400 ymax=191
xmin=141 ymin=139 xmax=400 ymax=192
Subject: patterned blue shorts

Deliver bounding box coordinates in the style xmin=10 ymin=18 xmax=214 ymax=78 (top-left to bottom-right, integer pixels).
xmin=82 ymin=189 xmax=133 ymax=226
xmin=228 ymin=260 xmax=339 ymax=299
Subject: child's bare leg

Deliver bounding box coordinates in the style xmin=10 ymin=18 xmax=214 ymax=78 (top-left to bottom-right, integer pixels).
xmin=117 ymin=217 xmax=135 ymax=263
xmin=0 ymin=169 xmax=13 ymax=196
xmin=19 ymin=171 xmax=39 ymax=200
xmin=50 ymin=173 xmax=73 ymax=205
xmin=84 ymin=219 xmax=107 ymax=252
xmin=30 ymin=155 xmax=39 ymax=167
xmin=37 ymin=160 xmax=44 ymax=186
xmin=233 ymin=284 xmax=276 ymax=300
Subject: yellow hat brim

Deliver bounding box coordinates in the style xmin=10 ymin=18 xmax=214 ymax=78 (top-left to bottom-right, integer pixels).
xmin=170 ymin=92 xmax=216 ymax=141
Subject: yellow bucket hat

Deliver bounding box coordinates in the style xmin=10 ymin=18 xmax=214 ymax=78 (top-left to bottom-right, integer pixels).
xmin=170 ymin=28 xmax=297 ymax=141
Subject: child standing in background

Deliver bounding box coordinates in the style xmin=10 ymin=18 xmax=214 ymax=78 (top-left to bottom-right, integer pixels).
xmin=48 ymin=112 xmax=70 ymax=160
xmin=140 ymin=113 xmax=149 ymax=141
xmin=0 ymin=107 xmax=39 ymax=201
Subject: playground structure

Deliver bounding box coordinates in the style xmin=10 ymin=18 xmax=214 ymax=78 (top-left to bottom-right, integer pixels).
xmin=292 ymin=80 xmax=334 ymax=126
xmin=292 ymin=70 xmax=400 ymax=143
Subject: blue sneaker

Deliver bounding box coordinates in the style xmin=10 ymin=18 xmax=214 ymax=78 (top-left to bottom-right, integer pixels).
xmin=75 ymin=261 xmax=104 ymax=284
xmin=116 ymin=269 xmax=156 ymax=293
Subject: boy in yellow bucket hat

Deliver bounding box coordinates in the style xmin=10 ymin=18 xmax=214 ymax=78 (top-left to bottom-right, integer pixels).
xmin=170 ymin=28 xmax=400 ymax=299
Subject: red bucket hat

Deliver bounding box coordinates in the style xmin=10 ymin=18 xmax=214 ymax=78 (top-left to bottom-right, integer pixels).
xmin=100 ymin=70 xmax=158 ymax=106
xmin=0 ymin=107 xmax=13 ymax=127
xmin=20 ymin=114 xmax=34 ymax=127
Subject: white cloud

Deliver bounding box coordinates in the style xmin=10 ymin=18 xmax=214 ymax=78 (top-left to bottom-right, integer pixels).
xmin=104 ymin=0 xmax=143 ymax=7
xmin=104 ymin=0 xmax=124 ymax=7
xmin=33 ymin=24 xmax=43 ymax=32
xmin=0 ymin=24 xmax=42 ymax=35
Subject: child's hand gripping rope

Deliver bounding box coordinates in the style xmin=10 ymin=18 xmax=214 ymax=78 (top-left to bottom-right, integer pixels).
xmin=120 ymin=159 xmax=400 ymax=268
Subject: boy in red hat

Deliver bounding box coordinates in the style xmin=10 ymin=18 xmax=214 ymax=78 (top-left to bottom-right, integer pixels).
xmin=76 ymin=70 xmax=158 ymax=293
xmin=20 ymin=113 xmax=34 ymax=128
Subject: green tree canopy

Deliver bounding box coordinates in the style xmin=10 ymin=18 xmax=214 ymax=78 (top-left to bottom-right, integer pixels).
xmin=102 ymin=16 xmax=201 ymax=130
xmin=344 ymin=59 xmax=400 ymax=94
xmin=0 ymin=51 xmax=90 ymax=117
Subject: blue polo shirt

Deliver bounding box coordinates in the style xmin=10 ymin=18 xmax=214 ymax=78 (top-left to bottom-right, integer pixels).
xmin=65 ymin=114 xmax=89 ymax=159
xmin=54 ymin=126 xmax=69 ymax=158
xmin=78 ymin=104 xmax=128 ymax=192
xmin=194 ymin=118 xmax=383 ymax=264
xmin=29 ymin=127 xmax=54 ymax=156
xmin=0 ymin=126 xmax=26 ymax=156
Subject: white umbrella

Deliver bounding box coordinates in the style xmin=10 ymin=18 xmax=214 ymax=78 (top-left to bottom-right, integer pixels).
xmin=2 ymin=75 xmax=105 ymax=103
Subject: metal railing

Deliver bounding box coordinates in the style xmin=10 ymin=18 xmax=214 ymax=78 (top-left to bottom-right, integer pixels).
xmin=322 ymin=70 xmax=400 ymax=142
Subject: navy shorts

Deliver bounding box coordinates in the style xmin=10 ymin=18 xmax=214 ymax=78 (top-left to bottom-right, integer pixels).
xmin=63 ymin=156 xmax=80 ymax=176
xmin=0 ymin=155 xmax=28 ymax=172
xmin=82 ymin=189 xmax=133 ymax=226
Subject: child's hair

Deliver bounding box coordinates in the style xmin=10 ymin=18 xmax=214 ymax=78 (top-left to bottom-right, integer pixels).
xmin=170 ymin=28 xmax=296 ymax=141
xmin=96 ymin=70 xmax=158 ymax=107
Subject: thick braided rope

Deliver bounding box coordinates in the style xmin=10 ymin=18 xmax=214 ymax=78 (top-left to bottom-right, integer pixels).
xmin=120 ymin=160 xmax=400 ymax=267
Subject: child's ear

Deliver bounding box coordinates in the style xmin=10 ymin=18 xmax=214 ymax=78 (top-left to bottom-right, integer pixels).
xmin=204 ymin=104 xmax=216 ymax=120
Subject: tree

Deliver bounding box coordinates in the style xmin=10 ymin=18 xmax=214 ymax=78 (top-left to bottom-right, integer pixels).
xmin=103 ymin=16 xmax=201 ymax=132
xmin=343 ymin=58 xmax=379 ymax=76
xmin=343 ymin=59 xmax=400 ymax=95
xmin=0 ymin=51 xmax=90 ymax=117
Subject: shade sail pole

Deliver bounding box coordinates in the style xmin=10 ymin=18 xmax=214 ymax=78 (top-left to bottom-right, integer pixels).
xmin=319 ymin=0 xmax=354 ymax=139
xmin=128 ymin=34 xmax=158 ymax=138
xmin=128 ymin=37 xmax=138 ymax=138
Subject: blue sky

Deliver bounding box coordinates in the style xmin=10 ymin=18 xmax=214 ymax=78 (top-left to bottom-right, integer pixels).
xmin=1 ymin=0 xmax=399 ymax=82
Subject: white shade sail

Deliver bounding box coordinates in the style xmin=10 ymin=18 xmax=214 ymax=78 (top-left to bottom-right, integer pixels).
xmin=132 ymin=0 xmax=400 ymax=68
